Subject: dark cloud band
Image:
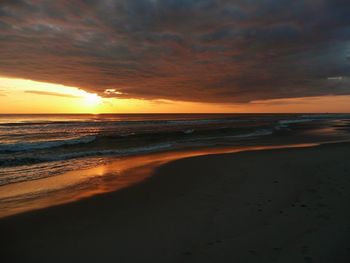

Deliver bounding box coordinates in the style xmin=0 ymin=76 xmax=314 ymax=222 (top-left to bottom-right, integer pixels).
xmin=24 ymin=90 xmax=81 ymax=98
xmin=1 ymin=0 xmax=349 ymax=103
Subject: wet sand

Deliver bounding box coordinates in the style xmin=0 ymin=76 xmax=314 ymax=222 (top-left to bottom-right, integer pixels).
xmin=0 ymin=143 xmax=318 ymax=218
xmin=1 ymin=142 xmax=350 ymax=263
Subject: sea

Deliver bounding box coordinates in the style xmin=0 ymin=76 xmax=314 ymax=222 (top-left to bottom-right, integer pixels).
xmin=1 ymin=113 xmax=350 ymax=216
xmin=1 ymin=113 xmax=350 ymax=187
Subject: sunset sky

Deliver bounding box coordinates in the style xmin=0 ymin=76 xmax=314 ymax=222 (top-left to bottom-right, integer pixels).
xmin=1 ymin=0 xmax=350 ymax=113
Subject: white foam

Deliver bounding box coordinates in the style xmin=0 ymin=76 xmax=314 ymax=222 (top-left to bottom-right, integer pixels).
xmin=279 ymin=119 xmax=313 ymax=125
xmin=46 ymin=142 xmax=174 ymax=161
xmin=0 ymin=136 xmax=97 ymax=152
xmin=233 ymin=129 xmax=273 ymax=138
xmin=183 ymin=129 xmax=195 ymax=134
xmin=277 ymin=119 xmax=313 ymax=129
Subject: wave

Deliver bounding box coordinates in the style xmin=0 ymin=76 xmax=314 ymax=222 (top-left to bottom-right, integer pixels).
xmin=301 ymin=114 xmax=350 ymax=119
xmin=278 ymin=119 xmax=313 ymax=125
xmin=0 ymin=136 xmax=96 ymax=153
xmin=0 ymin=117 xmax=250 ymax=128
xmin=232 ymin=129 xmax=273 ymax=138
xmin=0 ymin=125 xmax=276 ymax=168
xmin=184 ymin=128 xmax=274 ymax=144
xmin=277 ymin=119 xmax=313 ymax=129
xmin=0 ymin=143 xmax=173 ymax=167
xmin=53 ymin=143 xmax=173 ymax=160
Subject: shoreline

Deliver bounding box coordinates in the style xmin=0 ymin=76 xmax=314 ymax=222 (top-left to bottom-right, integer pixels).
xmin=0 ymin=142 xmax=322 ymax=218
xmin=1 ymin=142 xmax=350 ymax=262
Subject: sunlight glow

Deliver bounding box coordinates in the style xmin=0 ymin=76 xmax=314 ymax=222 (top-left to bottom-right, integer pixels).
xmin=84 ymin=93 xmax=102 ymax=106
xmin=0 ymin=76 xmax=105 ymax=113
xmin=1 ymin=76 xmax=350 ymax=113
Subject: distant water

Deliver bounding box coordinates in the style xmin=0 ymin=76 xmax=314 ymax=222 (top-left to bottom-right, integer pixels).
xmin=1 ymin=113 xmax=350 ymax=187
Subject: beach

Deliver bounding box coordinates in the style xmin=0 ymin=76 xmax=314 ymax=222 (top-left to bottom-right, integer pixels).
xmin=1 ymin=142 xmax=350 ymax=263
xmin=2 ymin=0 xmax=350 ymax=261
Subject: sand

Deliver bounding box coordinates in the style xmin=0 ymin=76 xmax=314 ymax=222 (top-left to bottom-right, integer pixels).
xmin=1 ymin=142 xmax=350 ymax=263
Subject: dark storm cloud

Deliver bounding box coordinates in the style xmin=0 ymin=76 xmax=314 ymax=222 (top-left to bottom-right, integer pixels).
xmin=0 ymin=0 xmax=350 ymax=103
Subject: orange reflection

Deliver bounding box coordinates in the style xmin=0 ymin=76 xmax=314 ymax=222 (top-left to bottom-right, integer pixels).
xmin=0 ymin=143 xmax=318 ymax=218
xmin=2 ymin=76 xmax=350 ymax=113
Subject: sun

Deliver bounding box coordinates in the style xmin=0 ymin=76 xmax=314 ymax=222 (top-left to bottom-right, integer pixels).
xmin=84 ymin=93 xmax=102 ymax=106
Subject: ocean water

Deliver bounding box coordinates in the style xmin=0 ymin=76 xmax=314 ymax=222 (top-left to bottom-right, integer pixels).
xmin=1 ymin=113 xmax=350 ymax=188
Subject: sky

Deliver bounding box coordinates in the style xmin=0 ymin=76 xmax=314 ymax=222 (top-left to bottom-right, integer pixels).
xmin=0 ymin=0 xmax=350 ymax=113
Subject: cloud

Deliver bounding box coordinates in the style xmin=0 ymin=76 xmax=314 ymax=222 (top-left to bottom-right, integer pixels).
xmin=0 ymin=89 xmax=6 ymax=96
xmin=103 ymin=89 xmax=123 ymax=96
xmin=0 ymin=0 xmax=350 ymax=103
xmin=24 ymin=90 xmax=81 ymax=98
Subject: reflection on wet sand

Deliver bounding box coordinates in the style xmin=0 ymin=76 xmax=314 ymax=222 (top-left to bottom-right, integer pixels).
xmin=0 ymin=143 xmax=318 ymax=218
